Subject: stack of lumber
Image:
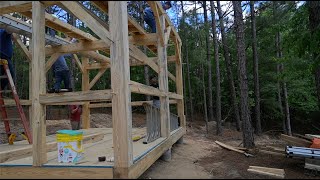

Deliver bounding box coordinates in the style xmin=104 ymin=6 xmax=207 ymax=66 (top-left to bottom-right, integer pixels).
xmin=247 ymin=166 xmax=285 ymax=179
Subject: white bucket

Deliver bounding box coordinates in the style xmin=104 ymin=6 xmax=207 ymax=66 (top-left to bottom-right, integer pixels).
xmin=56 ymin=130 xmax=84 ymax=163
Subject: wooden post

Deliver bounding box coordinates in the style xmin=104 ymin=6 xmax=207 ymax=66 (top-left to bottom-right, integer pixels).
xmin=158 ymin=15 xmax=170 ymax=137
xmin=109 ymin=1 xmax=133 ymax=178
xmin=82 ymin=57 xmax=90 ymax=129
xmin=175 ymin=41 xmax=186 ymax=129
xmin=31 ymin=1 xmax=47 ymax=166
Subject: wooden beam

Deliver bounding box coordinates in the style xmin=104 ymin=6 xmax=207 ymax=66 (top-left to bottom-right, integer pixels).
xmin=31 ymin=1 xmax=47 ymax=166
xmin=129 ymin=34 xmax=158 ymax=46
xmin=12 ymin=33 xmax=32 ymax=62
xmin=73 ymin=54 xmax=84 ymax=73
xmin=147 ymin=2 xmax=164 ymax=47
xmin=91 ymin=1 xmax=147 ymax=35
xmin=248 ymin=166 xmax=285 ymax=179
xmin=168 ymin=71 xmax=176 ymax=82
xmin=44 ymin=53 xmax=63 ymax=73
xmin=89 ymin=100 xmax=178 ymax=108
xmin=3 ymin=99 xmax=31 ymax=106
xmin=157 ymin=14 xmax=170 ymax=138
xmin=168 ymin=92 xmax=183 ymax=100
xmin=60 ymin=1 xmax=112 ymax=46
xmin=110 ymin=2 xmax=133 ymax=178
xmin=153 ymin=1 xmax=182 ymax=44
xmin=89 ymin=68 xmax=107 ymax=90
xmin=20 ymin=11 xmax=96 ymax=41
xmin=82 ymin=57 xmax=90 ymax=129
xmin=129 ymin=44 xmax=159 ymax=73
xmin=0 ymin=1 xmax=32 ymax=15
xmin=85 ymin=63 xmax=109 ymax=70
xmin=80 ymin=51 xmax=110 ymax=63
xmin=128 ymin=127 xmax=185 ymax=178
xmin=45 ymin=34 xmax=157 ymax=56
xmin=39 ymin=90 xmax=112 ymax=105
xmin=130 ymin=81 xmax=166 ymax=97
xmin=175 ymin=38 xmax=182 ymax=64
xmin=45 ymin=39 xmax=111 ymax=56
xmin=0 ymin=132 xmax=104 ymax=163
xmin=0 ymin=167 xmax=113 ymax=179
xmin=164 ymin=26 xmax=172 ymax=45
xmin=175 ymin=37 xmax=185 ymax=128
xmin=130 ymin=81 xmax=182 ymax=99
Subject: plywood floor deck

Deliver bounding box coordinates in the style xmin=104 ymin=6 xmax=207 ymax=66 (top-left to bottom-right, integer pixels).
xmin=0 ymin=128 xmax=165 ymax=167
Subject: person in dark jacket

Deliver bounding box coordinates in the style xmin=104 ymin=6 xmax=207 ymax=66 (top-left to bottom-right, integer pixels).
xmin=144 ymin=1 xmax=172 ymax=33
xmin=0 ymin=28 xmax=16 ymax=90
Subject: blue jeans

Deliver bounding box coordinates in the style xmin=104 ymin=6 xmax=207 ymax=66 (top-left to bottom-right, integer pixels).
xmin=53 ymin=70 xmax=71 ymax=91
xmin=144 ymin=14 xmax=156 ymax=33
xmin=0 ymin=54 xmax=15 ymax=90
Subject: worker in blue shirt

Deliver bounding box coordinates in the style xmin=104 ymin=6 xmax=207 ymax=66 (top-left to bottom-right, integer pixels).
xmin=47 ymin=30 xmax=75 ymax=93
xmin=144 ymin=1 xmax=172 ymax=33
xmin=48 ymin=53 xmax=73 ymax=93
xmin=0 ymin=28 xmax=15 ymax=90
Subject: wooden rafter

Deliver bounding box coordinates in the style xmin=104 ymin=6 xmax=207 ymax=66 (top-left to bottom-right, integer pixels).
xmin=12 ymin=33 xmax=32 ymax=62
xmin=59 ymin=1 xmax=112 ymax=45
xmin=39 ymin=89 xmax=113 ymax=104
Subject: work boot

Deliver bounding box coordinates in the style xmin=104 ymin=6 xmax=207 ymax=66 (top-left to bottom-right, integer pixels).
xmin=47 ymin=88 xmax=55 ymax=93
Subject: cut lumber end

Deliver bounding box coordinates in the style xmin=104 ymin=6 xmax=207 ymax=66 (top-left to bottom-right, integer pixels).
xmin=248 ymin=166 xmax=285 ymax=179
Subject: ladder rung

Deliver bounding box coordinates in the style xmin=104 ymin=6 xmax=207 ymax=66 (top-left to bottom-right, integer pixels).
xmin=0 ymin=75 xmax=7 ymax=79
xmin=1 ymin=118 xmax=21 ymax=121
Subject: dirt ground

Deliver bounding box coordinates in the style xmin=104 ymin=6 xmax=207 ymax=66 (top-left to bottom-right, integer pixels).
xmin=1 ymin=110 xmax=320 ymax=179
xmin=140 ymin=120 xmax=320 ymax=179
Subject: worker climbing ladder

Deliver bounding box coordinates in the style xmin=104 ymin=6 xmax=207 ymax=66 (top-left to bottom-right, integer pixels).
xmin=0 ymin=59 xmax=32 ymax=145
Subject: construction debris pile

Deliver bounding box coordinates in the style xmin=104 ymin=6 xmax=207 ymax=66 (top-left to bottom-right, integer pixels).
xmin=214 ymin=133 xmax=320 ymax=179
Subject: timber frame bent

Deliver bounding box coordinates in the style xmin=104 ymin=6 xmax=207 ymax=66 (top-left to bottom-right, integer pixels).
xmin=0 ymin=1 xmax=185 ymax=179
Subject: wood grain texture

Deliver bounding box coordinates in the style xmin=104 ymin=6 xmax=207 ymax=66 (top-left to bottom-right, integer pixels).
xmin=0 ymin=167 xmax=113 ymax=179
xmin=0 ymin=1 xmax=32 ymax=15
xmin=31 ymin=1 xmax=47 ymax=166
xmin=109 ymin=2 xmax=133 ymax=175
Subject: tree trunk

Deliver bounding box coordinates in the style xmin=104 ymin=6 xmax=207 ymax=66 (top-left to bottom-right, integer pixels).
xmin=201 ymin=60 xmax=209 ymax=134
xmin=181 ymin=1 xmax=194 ymax=122
xmin=233 ymin=1 xmax=255 ymax=148
xmin=281 ymin=63 xmax=292 ymax=136
xmin=250 ymin=1 xmax=261 ymax=135
xmin=307 ymin=1 xmax=320 ymax=110
xmin=202 ymin=1 xmax=214 ymax=123
xmin=277 ymin=64 xmax=286 ymax=134
xmin=210 ymin=1 xmax=222 ymax=135
xmin=217 ymin=1 xmax=241 ymax=131
xmin=274 ymin=2 xmax=291 ymax=135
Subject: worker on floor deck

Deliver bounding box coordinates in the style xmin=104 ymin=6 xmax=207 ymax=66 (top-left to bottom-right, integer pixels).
xmin=47 ymin=34 xmax=76 ymax=93
xmin=0 ymin=28 xmax=15 ymax=90
xmin=144 ymin=1 xmax=172 ymax=33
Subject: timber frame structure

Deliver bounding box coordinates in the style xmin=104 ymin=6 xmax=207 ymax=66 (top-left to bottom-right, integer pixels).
xmin=0 ymin=1 xmax=185 ymax=179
